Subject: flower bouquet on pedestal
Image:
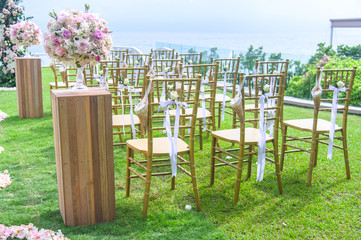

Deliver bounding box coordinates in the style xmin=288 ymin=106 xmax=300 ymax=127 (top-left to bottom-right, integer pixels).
xmin=7 ymin=21 xmax=42 ymax=57
xmin=43 ymin=4 xmax=112 ymax=90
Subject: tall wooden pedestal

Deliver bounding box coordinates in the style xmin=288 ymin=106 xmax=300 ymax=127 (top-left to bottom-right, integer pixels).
xmin=51 ymin=88 xmax=116 ymax=226
xmin=15 ymin=58 xmax=43 ymax=118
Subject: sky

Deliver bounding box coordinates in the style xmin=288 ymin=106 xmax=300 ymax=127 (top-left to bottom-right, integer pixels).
xmin=23 ymin=0 xmax=361 ymax=33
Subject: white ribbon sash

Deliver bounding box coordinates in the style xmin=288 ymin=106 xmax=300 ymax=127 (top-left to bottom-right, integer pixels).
xmin=257 ymin=92 xmax=269 ymax=182
xmin=200 ymin=70 xmax=210 ymax=131
xmin=118 ymin=84 xmax=137 ymax=139
xmin=266 ymin=76 xmax=276 ymax=137
xmin=327 ymin=85 xmax=346 ymax=159
xmin=159 ymin=100 xmax=189 ymax=177
xmin=221 ymin=70 xmax=229 ymax=121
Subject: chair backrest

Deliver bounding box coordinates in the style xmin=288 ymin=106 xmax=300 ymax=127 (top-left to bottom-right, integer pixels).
xmin=215 ymin=57 xmax=241 ymax=98
xmin=255 ymin=59 xmax=289 ymax=75
xmin=145 ymin=75 xmax=202 ymax=154
xmin=108 ymin=66 xmax=149 ymax=114
xmin=151 ymin=58 xmax=182 ymax=78
xmin=49 ymin=61 xmax=67 ymax=88
xmin=151 ymin=49 xmax=176 ymax=59
xmin=314 ymin=66 xmax=357 ymax=128
xmin=107 ymin=65 xmax=148 ymax=94
xmin=110 ymin=49 xmax=129 ymax=61
xmin=126 ymin=53 xmax=152 ymax=67
xmin=177 ymin=53 xmax=202 ymax=65
xmin=182 ymin=62 xmax=219 ymax=128
xmin=242 ymin=72 xmax=286 ymax=130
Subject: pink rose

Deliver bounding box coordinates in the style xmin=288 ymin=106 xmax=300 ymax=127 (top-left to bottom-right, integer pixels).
xmin=10 ymin=69 xmax=14 ymax=73
xmin=95 ymin=55 xmax=101 ymax=62
xmin=93 ymin=29 xmax=103 ymax=41
xmin=52 ymin=37 xmax=61 ymax=45
xmin=55 ymin=46 xmax=65 ymax=56
xmin=77 ymin=39 xmax=91 ymax=53
xmin=3 ymin=57 xmax=8 ymax=63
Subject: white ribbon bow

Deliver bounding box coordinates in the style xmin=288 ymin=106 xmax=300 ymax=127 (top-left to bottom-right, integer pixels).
xmin=327 ymin=85 xmax=346 ymax=159
xmin=159 ymin=99 xmax=189 ymax=177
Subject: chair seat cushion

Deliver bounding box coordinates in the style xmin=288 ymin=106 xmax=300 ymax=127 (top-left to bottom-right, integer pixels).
xmin=283 ymin=118 xmax=342 ymax=133
xmin=127 ymin=137 xmax=189 ymax=155
xmin=113 ymin=114 xmax=140 ymax=127
xmin=211 ymin=128 xmax=273 ymax=144
xmin=204 ymin=93 xmax=231 ymax=103
xmin=168 ymin=107 xmax=211 ymax=119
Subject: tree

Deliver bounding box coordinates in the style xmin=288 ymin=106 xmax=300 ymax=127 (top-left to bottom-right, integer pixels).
xmin=187 ymin=48 xmax=197 ymax=54
xmin=209 ymin=47 xmax=219 ymax=59
xmin=307 ymin=42 xmax=335 ymax=65
xmin=268 ymin=52 xmax=282 ymax=61
xmin=0 ymin=0 xmax=27 ymax=87
xmin=239 ymin=45 xmax=266 ymax=74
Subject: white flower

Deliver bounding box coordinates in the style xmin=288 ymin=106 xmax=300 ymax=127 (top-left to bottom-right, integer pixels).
xmin=0 ymin=146 xmax=4 ymax=153
xmin=164 ymin=67 xmax=170 ymax=73
xmin=167 ymin=84 xmax=173 ymax=90
xmin=337 ymin=80 xmax=345 ymax=88
xmin=170 ymin=91 xmax=178 ymax=100
xmin=134 ymin=60 xmax=139 ymax=65
xmin=263 ymin=84 xmax=270 ymax=93
xmin=223 ymin=66 xmax=229 ymax=71
xmin=188 ymin=59 xmax=193 ymax=64
xmin=123 ymin=78 xmax=129 ymax=85
xmin=185 ymin=205 xmax=192 ymax=210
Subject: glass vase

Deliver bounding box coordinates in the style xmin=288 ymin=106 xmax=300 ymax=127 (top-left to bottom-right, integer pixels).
xmin=24 ymin=47 xmax=31 ymax=58
xmin=72 ymin=67 xmax=88 ymax=90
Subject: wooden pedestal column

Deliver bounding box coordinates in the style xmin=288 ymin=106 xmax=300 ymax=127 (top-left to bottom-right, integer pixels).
xmin=15 ymin=57 xmax=43 ymax=118
xmin=51 ymin=88 xmax=116 ymax=226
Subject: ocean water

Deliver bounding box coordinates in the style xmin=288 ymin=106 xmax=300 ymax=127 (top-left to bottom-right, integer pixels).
xmin=30 ymin=29 xmax=361 ymax=66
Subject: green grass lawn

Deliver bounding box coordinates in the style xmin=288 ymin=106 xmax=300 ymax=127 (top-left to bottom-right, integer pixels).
xmin=0 ymin=67 xmax=360 ymax=239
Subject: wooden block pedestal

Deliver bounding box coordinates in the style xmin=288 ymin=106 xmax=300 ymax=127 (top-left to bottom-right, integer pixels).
xmin=51 ymin=88 xmax=116 ymax=226
xmin=15 ymin=57 xmax=43 ymax=118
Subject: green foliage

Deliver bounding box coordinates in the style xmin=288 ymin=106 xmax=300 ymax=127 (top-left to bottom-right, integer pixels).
xmin=336 ymin=44 xmax=361 ymax=60
xmin=286 ymin=57 xmax=361 ymax=106
xmin=307 ymin=42 xmax=336 ymax=65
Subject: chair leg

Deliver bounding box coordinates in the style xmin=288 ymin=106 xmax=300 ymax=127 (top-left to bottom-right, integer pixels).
xmin=218 ymin=103 xmax=221 ymax=128
xmin=171 ymin=176 xmax=176 ymax=190
xmin=314 ymin=133 xmax=319 ymax=167
xmin=142 ymin=156 xmax=153 ymax=219
xmin=341 ymin=130 xmax=351 ymax=179
xmin=234 ymin=144 xmax=244 ymax=203
xmin=199 ymin=123 xmax=203 ymax=150
xmin=210 ymin=136 xmax=217 ymax=186
xmin=280 ymin=126 xmax=288 ymax=171
xmin=246 ymin=145 xmax=253 ymax=179
xmin=125 ymin=147 xmax=132 ymax=197
xmin=189 ymin=152 xmax=201 ymax=212
xmin=273 ymin=141 xmax=283 ymax=194
xmin=307 ymin=132 xmax=318 ymax=186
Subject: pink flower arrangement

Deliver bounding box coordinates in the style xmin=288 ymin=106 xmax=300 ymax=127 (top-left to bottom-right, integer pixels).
xmin=7 ymin=21 xmax=42 ymax=47
xmin=0 ymin=223 xmax=70 ymax=239
xmin=43 ymin=8 xmax=112 ymax=67
xmin=0 ymin=169 xmax=11 ymax=190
